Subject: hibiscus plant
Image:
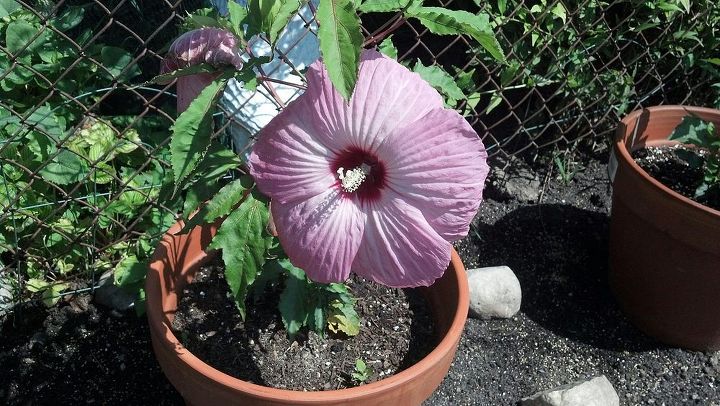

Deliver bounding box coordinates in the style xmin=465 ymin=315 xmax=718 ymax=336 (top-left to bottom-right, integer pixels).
xmin=155 ymin=0 xmax=498 ymax=337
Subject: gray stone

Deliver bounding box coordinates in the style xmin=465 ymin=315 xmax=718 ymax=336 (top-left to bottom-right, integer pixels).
xmin=0 ymin=272 xmax=15 ymax=314
xmin=492 ymin=155 xmax=541 ymax=202
xmin=467 ymin=266 xmax=521 ymax=320
xmin=521 ymin=376 xmax=620 ymax=406
xmin=93 ymin=269 xmax=135 ymax=311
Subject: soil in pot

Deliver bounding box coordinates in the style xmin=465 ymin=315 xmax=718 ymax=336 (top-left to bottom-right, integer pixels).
xmin=632 ymin=144 xmax=720 ymax=211
xmin=170 ymin=257 xmax=437 ymax=391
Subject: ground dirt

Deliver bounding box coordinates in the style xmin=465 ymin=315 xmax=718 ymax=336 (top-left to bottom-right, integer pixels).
xmin=1 ymin=150 xmax=719 ymax=405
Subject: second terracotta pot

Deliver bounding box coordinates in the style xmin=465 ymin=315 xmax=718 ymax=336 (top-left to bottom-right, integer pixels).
xmin=609 ymin=105 xmax=720 ymax=351
xmin=146 ymin=219 xmax=469 ymax=405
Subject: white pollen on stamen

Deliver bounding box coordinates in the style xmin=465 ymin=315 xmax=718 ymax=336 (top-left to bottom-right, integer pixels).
xmin=337 ymin=163 xmax=371 ymax=193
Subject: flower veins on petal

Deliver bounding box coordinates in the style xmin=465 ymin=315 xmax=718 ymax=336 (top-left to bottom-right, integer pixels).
xmin=248 ymin=49 xmax=489 ymax=288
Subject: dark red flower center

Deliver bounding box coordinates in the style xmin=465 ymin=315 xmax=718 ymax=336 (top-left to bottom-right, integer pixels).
xmin=331 ymin=147 xmax=386 ymax=202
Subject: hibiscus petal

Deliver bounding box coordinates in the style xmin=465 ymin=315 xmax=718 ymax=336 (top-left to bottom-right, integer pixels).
xmin=352 ymin=196 xmax=451 ymax=288
xmin=272 ymin=189 xmax=365 ymax=283
xmin=378 ymin=108 xmax=489 ymax=241
xmin=305 ymin=50 xmax=444 ymax=153
xmin=248 ymin=97 xmax=339 ymax=204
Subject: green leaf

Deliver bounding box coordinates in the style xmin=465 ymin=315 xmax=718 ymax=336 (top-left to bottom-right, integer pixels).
xmin=53 ymin=6 xmax=85 ymax=31
xmin=702 ymin=58 xmax=720 ymax=66
xmin=497 ymin=0 xmax=507 ymax=14
xmin=406 ymin=7 xmax=505 ymax=62
xmin=6 ymin=21 xmax=46 ymax=54
xmin=41 ymin=283 xmax=68 ymax=307
xmin=150 ymin=63 xmax=217 ymax=84
xmin=246 ymin=0 xmax=300 ymax=43
xmin=100 ymin=46 xmax=141 ymax=80
xmin=268 ymin=1 xmax=301 ymax=45
xmin=0 ymin=0 xmax=21 ymax=18
xmin=114 ymin=254 xmax=147 ymax=288
xmin=26 ymin=278 xmax=50 ymax=293
xmin=180 ymin=179 xmax=248 ymax=233
xmin=485 ymin=92 xmax=503 ymax=114
xmin=170 ymin=75 xmax=229 ymax=185
xmin=227 ymin=1 xmax=248 ymax=38
xmin=412 ymin=61 xmax=465 ymax=102
xmin=208 ymin=193 xmax=269 ymax=319
xmin=38 ymin=150 xmax=90 ymax=185
xmin=278 ymin=259 xmax=311 ymax=336
xmin=669 ymin=116 xmax=715 ymax=146
xmin=378 ymin=36 xmax=398 ymax=59
xmin=551 ymin=2 xmax=567 ymax=23
xmin=317 ymin=0 xmax=364 ymax=100
xmin=358 ymin=0 xmax=411 ymax=13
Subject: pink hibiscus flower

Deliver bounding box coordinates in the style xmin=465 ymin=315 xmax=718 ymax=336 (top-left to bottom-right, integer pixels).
xmin=160 ymin=27 xmax=243 ymax=113
xmin=248 ymin=50 xmax=489 ymax=288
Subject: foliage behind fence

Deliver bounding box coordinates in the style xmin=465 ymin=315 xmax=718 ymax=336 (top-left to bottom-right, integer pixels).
xmin=1 ymin=0 xmax=718 ymax=310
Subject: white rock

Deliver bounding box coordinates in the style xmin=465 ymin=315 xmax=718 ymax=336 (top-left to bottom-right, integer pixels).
xmin=0 ymin=272 xmax=15 ymax=314
xmin=467 ymin=266 xmax=521 ymax=320
xmin=521 ymin=376 xmax=620 ymax=406
xmin=492 ymin=155 xmax=541 ymax=202
xmin=93 ymin=269 xmax=135 ymax=312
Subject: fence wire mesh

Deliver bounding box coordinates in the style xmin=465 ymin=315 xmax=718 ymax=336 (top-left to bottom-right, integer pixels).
xmin=1 ymin=0 xmax=718 ymax=310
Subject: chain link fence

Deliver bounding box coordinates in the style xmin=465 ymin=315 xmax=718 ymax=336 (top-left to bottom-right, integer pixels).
xmin=1 ymin=0 xmax=718 ymax=311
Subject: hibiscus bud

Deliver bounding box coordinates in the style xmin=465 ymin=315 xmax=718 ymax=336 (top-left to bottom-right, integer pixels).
xmin=160 ymin=27 xmax=244 ymax=113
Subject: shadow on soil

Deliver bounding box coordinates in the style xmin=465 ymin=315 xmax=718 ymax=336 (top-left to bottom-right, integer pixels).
xmin=472 ymin=203 xmax=663 ymax=352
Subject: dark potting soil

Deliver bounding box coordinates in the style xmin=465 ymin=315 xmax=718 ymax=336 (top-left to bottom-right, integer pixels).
xmin=170 ymin=260 xmax=436 ymax=391
xmin=632 ymin=144 xmax=720 ymax=211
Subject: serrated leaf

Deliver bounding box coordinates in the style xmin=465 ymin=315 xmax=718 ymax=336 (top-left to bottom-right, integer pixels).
xmin=246 ymin=0 xmax=298 ymax=42
xmin=406 ymin=7 xmax=505 ymax=62
xmin=413 ymin=61 xmax=465 ymax=102
xmin=208 ymin=194 xmax=269 ymax=319
xmin=269 ymin=1 xmax=301 ymax=45
xmin=317 ymin=0 xmax=363 ymax=100
xmin=170 ymin=75 xmax=229 ymax=185
xmin=39 ymin=150 xmax=90 ymax=185
xmin=378 ymin=36 xmax=398 ymax=59
xmin=180 ymin=179 xmax=248 ymax=233
xmin=358 ymin=0 xmax=411 ymax=13
xmin=150 ymin=63 xmax=216 ymax=85
xmin=227 ymin=1 xmax=248 ymax=38
xmin=278 ymin=258 xmax=310 ymax=336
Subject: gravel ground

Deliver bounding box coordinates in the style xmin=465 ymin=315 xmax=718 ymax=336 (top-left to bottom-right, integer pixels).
xmin=1 ymin=152 xmax=719 ymax=405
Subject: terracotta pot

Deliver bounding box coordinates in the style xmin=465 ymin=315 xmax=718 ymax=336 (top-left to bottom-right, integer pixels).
xmin=609 ymin=105 xmax=720 ymax=351
xmin=146 ymin=220 xmax=469 ymax=405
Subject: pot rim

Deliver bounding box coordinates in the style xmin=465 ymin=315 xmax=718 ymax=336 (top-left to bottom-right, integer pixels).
xmin=148 ymin=220 xmax=469 ymax=402
xmin=614 ymin=104 xmax=720 ymax=217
